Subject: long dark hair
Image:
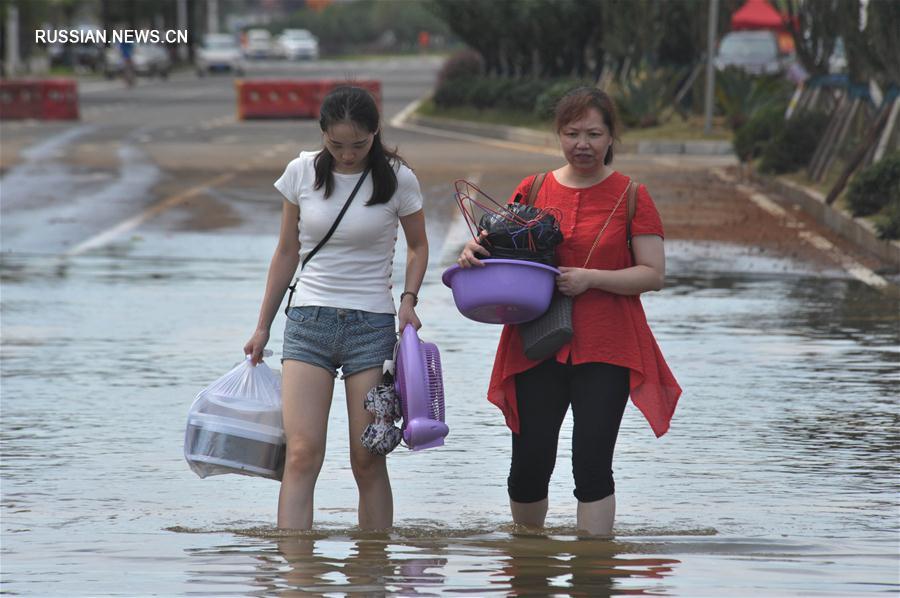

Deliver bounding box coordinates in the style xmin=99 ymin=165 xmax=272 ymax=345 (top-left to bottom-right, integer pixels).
xmin=313 ymin=85 xmax=406 ymax=205
xmin=554 ymin=87 xmax=619 ymax=165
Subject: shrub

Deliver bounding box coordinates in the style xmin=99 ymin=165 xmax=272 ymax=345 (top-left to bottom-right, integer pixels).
xmin=758 ymin=111 xmax=830 ymax=174
xmin=501 ymin=78 xmax=547 ymax=113
xmin=872 ymin=198 xmax=900 ymax=240
xmin=716 ymin=68 xmax=791 ymax=130
xmin=433 ymin=75 xmax=549 ymax=113
xmin=436 ymin=49 xmax=484 ymax=88
xmin=614 ymin=67 xmax=686 ymax=128
xmin=534 ymin=79 xmax=591 ymax=121
xmin=845 ymin=151 xmax=900 ymax=217
xmin=468 ymin=77 xmax=508 ymax=110
xmin=433 ymin=74 xmax=477 ymax=108
xmin=733 ymin=103 xmax=786 ymax=162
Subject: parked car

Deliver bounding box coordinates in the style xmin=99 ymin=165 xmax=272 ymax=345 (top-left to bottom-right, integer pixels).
xmin=243 ymin=29 xmax=274 ymax=59
xmin=47 ymin=24 xmax=105 ymax=73
xmin=276 ymin=29 xmax=319 ymax=60
xmin=104 ymin=43 xmax=171 ymax=79
xmin=196 ymin=33 xmax=245 ymax=76
xmin=715 ymin=30 xmax=792 ymax=76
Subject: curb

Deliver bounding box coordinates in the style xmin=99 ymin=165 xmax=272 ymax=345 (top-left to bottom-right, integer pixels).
xmin=404 ymin=112 xmax=558 ymax=148
xmin=404 ymin=112 xmax=734 ymax=156
xmin=754 ymin=174 xmax=900 ymax=268
xmin=398 ymin=106 xmax=896 ymax=271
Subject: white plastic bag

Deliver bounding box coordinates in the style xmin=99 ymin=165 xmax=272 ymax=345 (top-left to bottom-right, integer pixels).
xmin=184 ymin=354 xmax=285 ymax=480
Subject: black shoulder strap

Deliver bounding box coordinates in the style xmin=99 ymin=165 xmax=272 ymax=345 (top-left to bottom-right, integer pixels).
xmin=302 ymin=166 xmax=370 ymax=270
xmin=285 ymin=167 xmax=370 ymax=314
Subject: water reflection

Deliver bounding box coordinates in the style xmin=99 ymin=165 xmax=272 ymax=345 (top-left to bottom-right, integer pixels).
xmin=3 ymin=242 xmax=899 ymax=595
xmin=486 ymin=533 xmax=678 ymax=597
xmin=183 ymin=530 xmax=679 ymax=596
xmin=271 ymin=533 xmax=446 ymax=595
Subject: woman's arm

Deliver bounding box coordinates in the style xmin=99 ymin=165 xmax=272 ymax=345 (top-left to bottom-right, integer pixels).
xmin=243 ymin=200 xmax=301 ymax=363
xmin=557 ymin=234 xmax=665 ymax=297
xmin=398 ymin=209 xmax=428 ymax=330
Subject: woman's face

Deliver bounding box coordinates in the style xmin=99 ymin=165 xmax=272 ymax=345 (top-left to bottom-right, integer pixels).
xmin=558 ymin=108 xmax=612 ymax=174
xmin=323 ymin=121 xmax=375 ymax=173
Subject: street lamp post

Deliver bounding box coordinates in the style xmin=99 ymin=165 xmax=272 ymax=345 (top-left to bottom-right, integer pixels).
xmin=177 ymin=0 xmax=189 ymax=62
xmin=704 ymin=0 xmax=720 ymax=135
xmin=207 ymin=0 xmax=219 ymax=35
xmin=5 ymin=3 xmax=20 ymax=76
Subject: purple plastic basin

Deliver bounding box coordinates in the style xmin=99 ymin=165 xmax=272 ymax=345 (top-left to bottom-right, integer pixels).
xmin=441 ymin=259 xmax=560 ymax=324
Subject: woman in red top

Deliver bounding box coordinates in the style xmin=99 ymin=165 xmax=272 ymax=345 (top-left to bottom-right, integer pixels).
xmin=458 ymin=87 xmax=681 ymax=535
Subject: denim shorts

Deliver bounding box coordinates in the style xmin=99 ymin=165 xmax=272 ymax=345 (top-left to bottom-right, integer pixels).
xmin=282 ymin=306 xmax=397 ymax=379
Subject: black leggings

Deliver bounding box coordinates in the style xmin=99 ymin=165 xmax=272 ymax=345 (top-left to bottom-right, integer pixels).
xmin=508 ymin=359 xmax=629 ymax=503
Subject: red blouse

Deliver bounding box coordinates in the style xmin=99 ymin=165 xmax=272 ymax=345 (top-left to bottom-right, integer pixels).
xmin=486 ymin=171 xmax=682 ymax=437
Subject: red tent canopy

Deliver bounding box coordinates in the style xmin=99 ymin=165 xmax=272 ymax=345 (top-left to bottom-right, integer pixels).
xmin=731 ymin=0 xmax=788 ymax=31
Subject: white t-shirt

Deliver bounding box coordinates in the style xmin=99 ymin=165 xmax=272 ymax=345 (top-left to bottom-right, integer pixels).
xmin=274 ymin=150 xmax=423 ymax=314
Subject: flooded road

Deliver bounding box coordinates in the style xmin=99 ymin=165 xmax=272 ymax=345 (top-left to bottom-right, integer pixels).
xmin=2 ymin=242 xmax=897 ymax=595
xmin=2 ymin=57 xmax=899 ymax=595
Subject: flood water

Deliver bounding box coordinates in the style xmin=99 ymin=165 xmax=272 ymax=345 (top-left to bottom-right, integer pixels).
xmin=2 ymin=224 xmax=898 ymax=595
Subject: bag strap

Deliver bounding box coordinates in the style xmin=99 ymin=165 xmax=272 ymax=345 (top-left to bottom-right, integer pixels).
xmin=582 ymin=178 xmax=633 ymax=268
xmin=524 ymin=172 xmax=548 ymax=206
xmin=626 ymin=180 xmax=638 ymax=253
xmin=284 ymin=167 xmax=370 ymax=314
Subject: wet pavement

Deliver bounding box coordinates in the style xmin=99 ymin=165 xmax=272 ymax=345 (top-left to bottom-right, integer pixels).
xmin=1 ymin=57 xmax=898 ymax=596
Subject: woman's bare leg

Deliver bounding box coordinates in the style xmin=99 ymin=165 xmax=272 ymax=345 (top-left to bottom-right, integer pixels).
xmin=510 ymin=498 xmax=549 ymax=528
xmin=344 ymin=367 xmax=393 ymax=529
xmin=278 ymin=360 xmax=335 ymax=530
xmin=576 ymin=494 xmax=616 ymax=535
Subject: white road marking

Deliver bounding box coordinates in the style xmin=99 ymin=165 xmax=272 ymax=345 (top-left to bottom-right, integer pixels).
xmin=389 ymin=98 xmax=423 ymax=129
xmin=64 ymin=171 xmax=236 ymax=257
xmin=391 ymin=118 xmax=560 ymax=157
xmin=713 ymin=168 xmax=889 ymax=290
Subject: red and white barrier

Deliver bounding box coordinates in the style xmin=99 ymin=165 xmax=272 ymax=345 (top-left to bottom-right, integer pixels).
xmin=235 ymin=79 xmax=382 ymax=120
xmin=0 ymin=79 xmax=79 ymax=121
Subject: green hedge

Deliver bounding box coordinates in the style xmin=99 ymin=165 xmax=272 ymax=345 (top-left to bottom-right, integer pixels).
xmin=872 ymin=199 xmax=900 ymax=240
xmin=433 ymin=74 xmax=590 ymax=120
xmin=758 ymin=111 xmax=830 ymax=174
xmin=846 ymin=152 xmax=900 ymax=240
xmin=733 ymin=103 xmax=786 ymax=162
xmin=845 ymin=151 xmax=900 ymax=216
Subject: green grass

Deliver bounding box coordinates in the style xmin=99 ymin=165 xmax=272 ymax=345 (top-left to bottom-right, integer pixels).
xmin=329 ymin=50 xmax=451 ymax=62
xmin=621 ymin=116 xmax=731 ymax=142
xmin=417 ymin=100 xmax=552 ymax=130
xmin=782 ymin=170 xmax=833 ymax=198
xmin=47 ymin=66 xmax=75 ymax=76
xmin=418 ymin=100 xmax=732 ymax=142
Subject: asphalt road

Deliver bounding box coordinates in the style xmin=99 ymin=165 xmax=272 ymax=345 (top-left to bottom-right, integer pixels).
xmin=1 ymin=56 xmax=448 ymax=255
xmin=0 ymin=55 xmax=892 ymax=288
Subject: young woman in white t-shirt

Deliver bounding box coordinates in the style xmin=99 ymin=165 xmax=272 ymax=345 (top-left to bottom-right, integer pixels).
xmin=243 ymin=86 xmax=428 ymax=530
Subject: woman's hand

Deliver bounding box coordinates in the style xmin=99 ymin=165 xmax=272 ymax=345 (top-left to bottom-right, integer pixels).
xmin=243 ymin=328 xmax=270 ymax=365
xmin=398 ymin=302 xmax=421 ymax=332
xmin=557 ymin=267 xmax=594 ymax=296
xmin=458 ymin=230 xmax=491 ymax=268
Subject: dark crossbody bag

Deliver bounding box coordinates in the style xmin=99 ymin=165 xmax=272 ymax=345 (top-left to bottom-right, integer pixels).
xmin=519 ymin=173 xmax=638 ymax=361
xmin=284 ymin=167 xmax=370 ymax=315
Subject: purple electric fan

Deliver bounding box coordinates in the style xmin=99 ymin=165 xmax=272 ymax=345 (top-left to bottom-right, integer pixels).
xmin=394 ymin=324 xmax=448 ymax=450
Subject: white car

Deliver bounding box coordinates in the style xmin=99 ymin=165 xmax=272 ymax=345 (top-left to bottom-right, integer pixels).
xmin=715 ymin=30 xmax=791 ymax=76
xmin=243 ymin=29 xmax=273 ymax=59
xmin=277 ymin=29 xmax=319 ymax=60
xmin=196 ymin=33 xmax=245 ymax=75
